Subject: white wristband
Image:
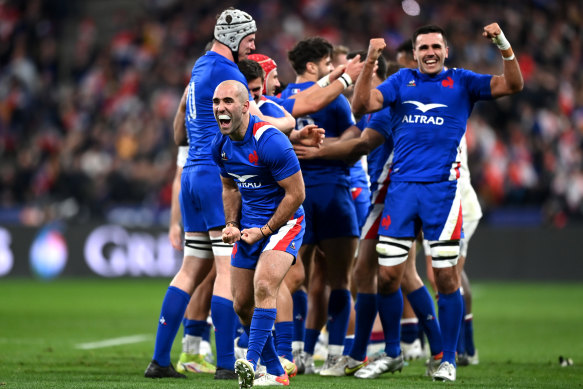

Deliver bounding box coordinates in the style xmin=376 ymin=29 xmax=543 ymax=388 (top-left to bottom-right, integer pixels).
xmin=502 ymin=53 xmax=515 ymax=61
xmin=317 ymin=74 xmax=330 ymax=88
xmin=491 ymin=30 xmax=511 ymax=50
xmin=338 ymin=73 xmax=353 ymax=89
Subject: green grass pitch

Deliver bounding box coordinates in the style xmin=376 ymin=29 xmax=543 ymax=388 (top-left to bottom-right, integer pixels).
xmin=0 ymin=279 xmax=582 ymax=388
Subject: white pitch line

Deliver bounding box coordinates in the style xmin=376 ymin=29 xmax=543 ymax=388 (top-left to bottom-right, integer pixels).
xmin=75 ymin=334 xmax=151 ymax=350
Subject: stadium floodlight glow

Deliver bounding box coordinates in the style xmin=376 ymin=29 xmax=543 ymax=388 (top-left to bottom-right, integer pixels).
xmin=402 ymin=0 xmax=420 ymax=16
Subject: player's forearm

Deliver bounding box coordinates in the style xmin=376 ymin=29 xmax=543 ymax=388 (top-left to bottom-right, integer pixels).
xmin=323 ymin=137 xmax=371 ymax=163
xmin=258 ymin=112 xmax=295 ymax=135
xmin=222 ymin=186 xmax=242 ymax=225
xmin=500 ymin=52 xmax=523 ymax=94
xmin=173 ymin=87 xmax=188 ymax=145
xmin=266 ymin=192 xmax=304 ymax=233
xmin=292 ymin=82 xmax=344 ymax=117
xmin=352 ymin=61 xmax=375 ymax=116
xmin=265 ymin=173 xmax=305 ymax=232
xmin=169 ymin=168 xmax=183 ymax=229
xmin=487 ymin=23 xmax=524 ymax=97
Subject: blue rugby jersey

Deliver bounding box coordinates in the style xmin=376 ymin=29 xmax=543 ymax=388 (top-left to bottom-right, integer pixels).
xmin=256 ymin=95 xmax=286 ymax=118
xmin=211 ymin=115 xmax=304 ymax=227
xmin=354 ymin=111 xmax=394 ymax=198
xmin=264 ymin=94 xmax=296 ymax=115
xmin=280 ymin=81 xmax=355 ymax=187
xmin=185 ymin=51 xmax=249 ymax=166
xmin=377 ymin=68 xmax=492 ymax=182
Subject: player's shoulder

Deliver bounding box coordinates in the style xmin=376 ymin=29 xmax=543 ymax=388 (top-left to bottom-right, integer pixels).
xmin=258 ymin=95 xmax=277 ymax=106
xmin=251 ymin=117 xmax=279 ymax=141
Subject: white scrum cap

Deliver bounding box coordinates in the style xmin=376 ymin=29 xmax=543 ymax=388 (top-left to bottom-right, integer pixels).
xmin=214 ymin=9 xmax=257 ymax=52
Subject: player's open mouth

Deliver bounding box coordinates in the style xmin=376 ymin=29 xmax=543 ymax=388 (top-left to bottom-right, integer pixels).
xmin=218 ymin=114 xmax=232 ymax=127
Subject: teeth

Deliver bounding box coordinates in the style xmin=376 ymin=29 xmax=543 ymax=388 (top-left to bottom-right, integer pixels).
xmin=218 ymin=115 xmax=231 ymax=121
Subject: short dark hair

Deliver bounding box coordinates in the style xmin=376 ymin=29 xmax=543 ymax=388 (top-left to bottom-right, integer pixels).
xmin=412 ymin=25 xmax=448 ymax=48
xmin=288 ymin=37 xmax=333 ymax=75
xmin=385 ymin=61 xmax=402 ymax=78
xmin=397 ymin=40 xmax=413 ymax=55
xmin=238 ymin=59 xmax=264 ymax=83
xmin=346 ymin=50 xmax=388 ymax=81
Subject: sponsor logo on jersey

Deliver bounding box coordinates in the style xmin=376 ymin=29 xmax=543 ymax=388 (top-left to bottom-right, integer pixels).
xmin=402 ymin=100 xmax=447 ymax=125
xmin=407 ymin=80 xmax=416 ymax=87
xmin=404 ymin=101 xmax=447 ymax=113
xmin=228 ymin=172 xmax=262 ymax=188
xmin=441 ymin=76 xmax=454 ymax=88
xmin=221 ymin=151 xmax=228 ymax=160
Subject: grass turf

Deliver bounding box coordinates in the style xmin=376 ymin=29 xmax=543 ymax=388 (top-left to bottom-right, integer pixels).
xmin=0 ymin=279 xmax=582 ymax=388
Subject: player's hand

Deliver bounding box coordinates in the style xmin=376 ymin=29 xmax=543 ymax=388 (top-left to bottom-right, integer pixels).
xmin=293 ymin=144 xmax=321 ymax=160
xmin=222 ymin=226 xmax=241 ymax=244
xmin=344 ymin=55 xmax=364 ymax=81
xmin=328 ymin=64 xmax=346 ymax=82
xmin=482 ymin=23 xmax=502 ymax=41
xmin=367 ymin=38 xmax=386 ymax=62
xmin=240 ymin=227 xmax=263 ymax=245
xmin=290 ymin=124 xmax=325 ymax=147
xmin=168 ymin=224 xmax=183 ymax=251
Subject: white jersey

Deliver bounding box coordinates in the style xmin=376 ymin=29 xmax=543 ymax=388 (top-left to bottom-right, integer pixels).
xmin=459 ymin=134 xmax=482 ymax=222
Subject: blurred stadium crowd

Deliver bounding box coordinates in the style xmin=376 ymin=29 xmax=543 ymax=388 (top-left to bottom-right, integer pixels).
xmin=0 ymin=0 xmax=581 ymax=227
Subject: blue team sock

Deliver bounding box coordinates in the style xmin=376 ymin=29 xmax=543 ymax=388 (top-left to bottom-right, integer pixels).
xmin=292 ymin=290 xmax=307 ymax=343
xmin=203 ymin=322 xmax=212 ymax=343
xmin=400 ymin=319 xmax=419 ymax=343
xmin=377 ymin=289 xmax=403 ymax=358
xmin=304 ymin=328 xmax=320 ymax=355
xmin=407 ymin=286 xmax=443 ymax=356
xmin=262 ymin=333 xmax=285 ymax=376
xmin=274 ymin=321 xmax=294 ymax=360
xmin=238 ymin=330 xmax=249 ymax=348
xmin=327 ymin=289 xmax=351 ymax=349
xmin=457 ymin=298 xmax=467 ymax=354
xmin=464 ymin=314 xmax=476 ymax=356
xmin=211 ymin=295 xmax=237 ymax=369
xmin=153 ymin=286 xmax=190 ymax=366
xmin=343 ymin=335 xmax=354 ymax=356
xmin=246 ymin=308 xmax=277 ymax=369
xmin=437 ymin=289 xmax=463 ymax=366
xmin=183 ymin=319 xmax=207 ymax=338
xmin=350 ymin=293 xmax=377 ymax=361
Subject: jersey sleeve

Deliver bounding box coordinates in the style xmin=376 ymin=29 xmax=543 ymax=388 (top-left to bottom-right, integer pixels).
xmin=376 ymin=71 xmax=402 ymax=108
xmin=355 ymin=115 xmax=368 ymax=132
xmin=265 ymin=94 xmax=296 ymax=114
xmin=258 ymin=98 xmax=287 ymax=118
xmin=210 ymin=133 xmax=228 ymax=177
xmin=460 ymin=69 xmax=493 ymax=101
xmin=366 ymin=106 xmax=393 ymax=139
xmin=258 ymin=129 xmax=301 ymax=182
